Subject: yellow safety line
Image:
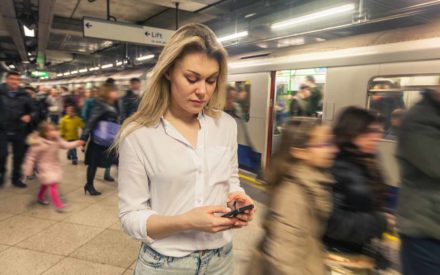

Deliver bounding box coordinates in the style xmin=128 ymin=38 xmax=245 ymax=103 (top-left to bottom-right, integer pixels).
xmin=239 ymin=173 xmax=267 ymax=191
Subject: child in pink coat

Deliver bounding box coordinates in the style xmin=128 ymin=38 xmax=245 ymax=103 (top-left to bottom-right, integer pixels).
xmin=23 ymin=122 xmax=85 ymax=211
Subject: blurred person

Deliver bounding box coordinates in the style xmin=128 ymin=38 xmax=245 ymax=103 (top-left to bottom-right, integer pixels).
xmin=289 ymin=84 xmax=312 ymax=117
xmin=397 ymin=88 xmax=440 ymax=275
xmin=385 ymin=108 xmax=405 ymax=140
xmin=305 ymin=75 xmax=322 ymax=114
xmin=80 ymin=83 xmax=119 ymax=196
xmin=247 ymin=118 xmax=337 ymax=275
xmin=22 ymin=122 xmax=84 ymax=212
xmin=119 ymin=77 xmax=141 ymax=123
xmin=224 ymin=85 xmax=243 ymax=119
xmin=114 ymin=23 xmax=255 ymax=275
xmin=0 ymin=71 xmax=37 ymax=188
xmin=47 ymin=88 xmax=63 ymax=124
xmin=324 ymin=107 xmax=394 ymax=273
xmin=60 ymin=106 xmax=85 ymax=165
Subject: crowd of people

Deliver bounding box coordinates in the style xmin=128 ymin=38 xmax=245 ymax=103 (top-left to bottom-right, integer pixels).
xmin=0 ymin=22 xmax=438 ymax=275
xmin=0 ymin=71 xmax=142 ymax=211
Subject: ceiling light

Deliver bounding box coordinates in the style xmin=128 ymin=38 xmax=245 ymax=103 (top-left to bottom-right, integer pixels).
xmin=89 ymin=66 xmax=99 ymax=71
xmin=217 ymin=31 xmax=248 ymax=43
xmin=71 ymin=70 xmax=78 ymax=74
xmin=8 ymin=64 xmax=16 ymax=69
xmin=23 ymin=25 xmax=35 ymax=37
xmin=27 ymin=52 xmax=32 ymax=56
xmin=63 ymin=72 xmax=71 ymax=76
xmin=271 ymin=3 xmax=355 ymax=30
xmin=56 ymin=73 xmax=63 ymax=77
xmin=244 ymin=13 xmax=256 ymax=19
xmin=116 ymin=60 xmax=123 ymax=66
xmin=136 ymin=54 xmax=155 ymax=61
xmin=101 ymin=63 xmax=114 ymax=69
xmin=79 ymin=68 xmax=88 ymax=73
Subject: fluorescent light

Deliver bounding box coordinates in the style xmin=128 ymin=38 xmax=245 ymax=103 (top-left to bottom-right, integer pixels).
xmin=71 ymin=70 xmax=78 ymax=74
xmin=8 ymin=64 xmax=16 ymax=69
xmin=89 ymin=66 xmax=99 ymax=71
xmin=101 ymin=63 xmax=114 ymax=69
xmin=56 ymin=73 xmax=63 ymax=77
xmin=116 ymin=60 xmax=123 ymax=66
xmin=218 ymin=31 xmax=248 ymax=42
xmin=136 ymin=54 xmax=155 ymax=61
xmin=23 ymin=25 xmax=35 ymax=37
xmin=27 ymin=52 xmax=32 ymax=56
xmin=63 ymin=72 xmax=71 ymax=76
xmin=79 ymin=68 xmax=88 ymax=73
xmin=244 ymin=13 xmax=256 ymax=19
xmin=271 ymin=3 xmax=355 ymax=30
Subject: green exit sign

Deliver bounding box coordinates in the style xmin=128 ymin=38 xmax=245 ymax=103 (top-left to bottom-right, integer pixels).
xmin=31 ymin=71 xmax=48 ymax=77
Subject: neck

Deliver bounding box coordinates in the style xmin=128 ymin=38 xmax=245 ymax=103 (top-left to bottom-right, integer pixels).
xmin=165 ymin=104 xmax=198 ymax=125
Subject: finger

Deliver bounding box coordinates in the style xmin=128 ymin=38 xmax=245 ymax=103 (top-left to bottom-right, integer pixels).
xmin=235 ymin=214 xmax=252 ymax=222
xmin=211 ymin=225 xmax=234 ymax=233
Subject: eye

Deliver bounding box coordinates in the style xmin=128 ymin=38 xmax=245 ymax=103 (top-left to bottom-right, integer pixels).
xmin=206 ymin=78 xmax=217 ymax=85
xmin=185 ymin=76 xmax=198 ymax=84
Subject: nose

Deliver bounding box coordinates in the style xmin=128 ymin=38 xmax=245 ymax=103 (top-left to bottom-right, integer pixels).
xmin=195 ymin=81 xmax=207 ymax=97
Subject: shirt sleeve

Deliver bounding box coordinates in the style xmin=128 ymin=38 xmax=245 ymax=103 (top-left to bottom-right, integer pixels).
xmin=118 ymin=134 xmax=157 ymax=242
xmin=228 ymin=118 xmax=245 ymax=194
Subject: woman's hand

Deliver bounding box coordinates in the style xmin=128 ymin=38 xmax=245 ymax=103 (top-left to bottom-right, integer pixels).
xmin=227 ymin=192 xmax=256 ymax=226
xmin=181 ymin=206 xmax=240 ymax=233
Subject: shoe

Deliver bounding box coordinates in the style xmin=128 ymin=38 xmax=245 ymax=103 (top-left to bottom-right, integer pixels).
xmin=67 ymin=154 xmax=71 ymax=160
xmin=12 ymin=180 xmax=27 ymax=188
xmin=55 ymin=206 xmax=71 ymax=213
xmin=84 ymin=184 xmax=102 ymax=196
xmin=27 ymin=175 xmax=35 ymax=180
xmin=37 ymin=199 xmax=50 ymax=206
xmin=104 ymin=175 xmax=115 ymax=182
xmin=72 ymin=159 xmax=78 ymax=165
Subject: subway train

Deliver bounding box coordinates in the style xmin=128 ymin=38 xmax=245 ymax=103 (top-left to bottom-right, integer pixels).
xmin=35 ymin=19 xmax=440 ymax=187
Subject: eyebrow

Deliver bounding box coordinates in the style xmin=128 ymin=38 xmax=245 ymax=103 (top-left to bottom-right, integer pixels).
xmin=186 ymin=70 xmax=219 ymax=78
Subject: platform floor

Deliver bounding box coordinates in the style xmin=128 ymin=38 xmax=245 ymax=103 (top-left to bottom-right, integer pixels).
xmin=0 ymin=153 xmax=265 ymax=275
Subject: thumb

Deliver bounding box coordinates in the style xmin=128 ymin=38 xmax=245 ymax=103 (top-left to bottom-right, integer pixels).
xmin=206 ymin=205 xmax=231 ymax=214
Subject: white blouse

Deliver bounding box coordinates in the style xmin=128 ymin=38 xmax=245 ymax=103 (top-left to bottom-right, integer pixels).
xmin=118 ymin=112 xmax=245 ymax=257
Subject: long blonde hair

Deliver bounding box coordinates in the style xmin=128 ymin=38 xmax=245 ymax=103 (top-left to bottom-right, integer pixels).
xmin=113 ymin=23 xmax=228 ymax=151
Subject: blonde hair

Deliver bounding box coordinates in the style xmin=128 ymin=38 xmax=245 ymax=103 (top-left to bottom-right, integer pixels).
xmin=113 ymin=23 xmax=228 ymax=151
xmin=38 ymin=121 xmax=57 ymax=139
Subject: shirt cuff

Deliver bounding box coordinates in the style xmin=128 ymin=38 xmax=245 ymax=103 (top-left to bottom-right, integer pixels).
xmin=120 ymin=209 xmax=158 ymax=243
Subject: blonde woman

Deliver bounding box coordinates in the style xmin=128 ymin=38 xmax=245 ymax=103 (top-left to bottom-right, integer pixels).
xmin=115 ymin=23 xmax=255 ymax=274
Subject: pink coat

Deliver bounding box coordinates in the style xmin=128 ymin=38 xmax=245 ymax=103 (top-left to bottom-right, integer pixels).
xmin=22 ymin=137 xmax=78 ymax=184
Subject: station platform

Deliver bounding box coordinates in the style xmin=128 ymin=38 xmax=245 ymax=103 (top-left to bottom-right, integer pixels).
xmin=0 ymin=154 xmax=265 ymax=275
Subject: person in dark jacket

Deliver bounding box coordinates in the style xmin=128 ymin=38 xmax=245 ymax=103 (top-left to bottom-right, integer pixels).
xmin=289 ymin=85 xmax=312 ymax=117
xmin=80 ymin=83 xmax=119 ymax=196
xmin=324 ymin=107 xmax=394 ymax=271
xmin=397 ymin=89 xmax=440 ymax=275
xmin=119 ymin=77 xmax=141 ymax=123
xmin=305 ymin=75 xmax=322 ymax=115
xmin=0 ymin=71 xmax=37 ymax=187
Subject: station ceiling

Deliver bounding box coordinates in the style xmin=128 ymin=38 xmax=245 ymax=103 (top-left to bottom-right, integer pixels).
xmin=1 ymin=0 xmax=440 ymax=77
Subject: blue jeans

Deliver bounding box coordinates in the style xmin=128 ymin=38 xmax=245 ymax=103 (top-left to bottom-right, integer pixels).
xmin=134 ymin=242 xmax=233 ymax=275
xmin=401 ymin=235 xmax=440 ymax=275
xmin=67 ymin=143 xmax=78 ymax=161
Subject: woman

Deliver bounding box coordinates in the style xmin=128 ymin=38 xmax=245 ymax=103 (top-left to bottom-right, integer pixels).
xmin=80 ymin=83 xmax=119 ymax=196
xmin=115 ymin=23 xmax=255 ymax=274
xmin=247 ymin=118 xmax=337 ymax=275
xmin=47 ymin=88 xmax=63 ymax=124
xmin=324 ymin=106 xmax=395 ymax=272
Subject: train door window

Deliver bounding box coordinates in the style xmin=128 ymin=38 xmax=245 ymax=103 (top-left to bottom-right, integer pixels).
xmin=225 ymin=80 xmax=251 ymax=122
xmin=367 ymin=74 xmax=439 ymax=140
xmin=273 ymin=68 xmax=326 ymax=135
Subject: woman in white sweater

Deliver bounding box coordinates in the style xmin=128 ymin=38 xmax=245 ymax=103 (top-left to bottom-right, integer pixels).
xmin=114 ymin=23 xmax=255 ymax=275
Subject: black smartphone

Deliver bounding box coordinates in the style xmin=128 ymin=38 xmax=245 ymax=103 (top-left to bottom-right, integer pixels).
xmin=222 ymin=204 xmax=254 ymax=218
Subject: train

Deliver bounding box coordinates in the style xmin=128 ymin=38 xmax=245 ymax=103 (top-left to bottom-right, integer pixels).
xmin=34 ymin=19 xmax=440 ymax=187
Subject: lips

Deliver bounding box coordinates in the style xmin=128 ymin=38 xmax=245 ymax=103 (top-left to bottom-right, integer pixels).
xmin=190 ymin=100 xmax=205 ymax=105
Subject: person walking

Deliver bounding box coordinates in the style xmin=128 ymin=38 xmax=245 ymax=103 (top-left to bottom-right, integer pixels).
xmin=0 ymin=71 xmax=37 ymax=188
xmin=60 ymin=105 xmax=85 ymax=165
xmin=119 ymin=77 xmax=141 ymax=123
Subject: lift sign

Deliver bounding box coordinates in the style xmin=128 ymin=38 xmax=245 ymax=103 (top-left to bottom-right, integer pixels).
xmin=83 ymin=17 xmax=174 ymax=46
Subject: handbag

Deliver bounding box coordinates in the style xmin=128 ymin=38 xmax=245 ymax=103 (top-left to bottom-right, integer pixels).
xmin=92 ymin=121 xmax=120 ymax=146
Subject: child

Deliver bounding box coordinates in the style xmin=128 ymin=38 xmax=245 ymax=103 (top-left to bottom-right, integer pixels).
xmin=60 ymin=105 xmax=85 ymax=165
xmin=22 ymin=122 xmax=84 ymax=212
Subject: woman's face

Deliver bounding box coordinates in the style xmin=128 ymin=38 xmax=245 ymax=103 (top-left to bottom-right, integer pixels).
xmin=46 ymin=125 xmax=60 ymax=140
xmin=167 ymin=52 xmax=219 ymax=116
xmin=293 ymin=125 xmax=338 ymax=168
xmin=353 ymin=123 xmax=384 ymax=154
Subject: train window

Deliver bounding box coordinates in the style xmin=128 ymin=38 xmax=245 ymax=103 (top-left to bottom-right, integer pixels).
xmin=273 ymin=68 xmax=326 ymax=134
xmin=367 ymin=74 xmax=439 ymax=139
xmin=225 ymin=80 xmax=251 ymax=122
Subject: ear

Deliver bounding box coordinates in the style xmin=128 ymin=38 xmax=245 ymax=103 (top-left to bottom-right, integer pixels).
xmin=164 ymin=67 xmax=172 ymax=81
xmin=290 ymin=147 xmax=308 ymax=161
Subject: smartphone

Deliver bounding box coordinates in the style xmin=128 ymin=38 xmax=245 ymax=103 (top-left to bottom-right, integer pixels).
xmin=222 ymin=204 xmax=254 ymax=218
